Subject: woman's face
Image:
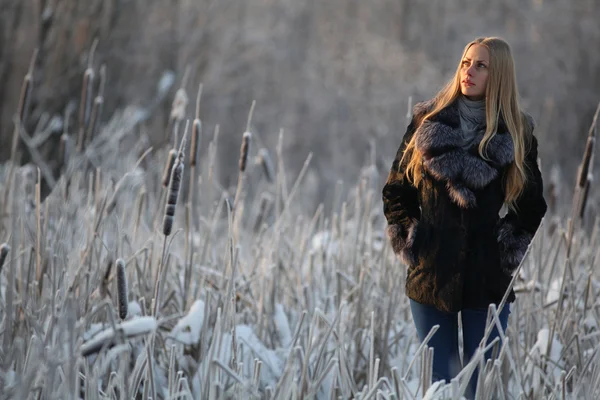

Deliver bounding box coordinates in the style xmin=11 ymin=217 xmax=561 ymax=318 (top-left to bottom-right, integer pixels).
xmin=460 ymin=44 xmax=490 ymax=100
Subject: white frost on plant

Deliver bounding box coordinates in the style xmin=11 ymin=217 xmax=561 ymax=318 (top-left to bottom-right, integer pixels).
xmin=127 ymin=301 xmax=142 ymax=318
xmin=168 ymin=300 xmax=205 ymax=345
xmin=81 ymin=316 xmax=157 ymax=355
xmin=525 ymin=328 xmax=564 ymax=397
xmin=514 ymin=279 xmax=542 ymax=293
xmin=422 ymin=380 xmax=446 ymax=400
xmin=584 ymin=315 xmax=598 ymax=331
xmin=310 ymin=231 xmax=338 ymax=257
xmin=83 ymin=323 xmax=105 ymax=342
xmin=196 ymin=324 xmax=284 ymax=391
xmin=546 ymin=278 xmax=562 ymax=304
xmin=273 ymin=304 xmax=292 ymax=348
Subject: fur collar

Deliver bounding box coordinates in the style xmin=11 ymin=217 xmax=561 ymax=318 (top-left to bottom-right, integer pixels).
xmin=412 ymin=99 xmax=518 ymax=208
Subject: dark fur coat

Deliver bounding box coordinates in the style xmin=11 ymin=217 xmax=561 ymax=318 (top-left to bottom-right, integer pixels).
xmin=382 ymin=98 xmax=547 ymax=313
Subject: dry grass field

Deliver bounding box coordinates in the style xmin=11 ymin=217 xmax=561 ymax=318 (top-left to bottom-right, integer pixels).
xmin=0 ymin=51 xmax=599 ymax=399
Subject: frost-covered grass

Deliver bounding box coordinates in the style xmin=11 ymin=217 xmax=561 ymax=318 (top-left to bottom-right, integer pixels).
xmin=0 ymin=63 xmax=599 ymax=399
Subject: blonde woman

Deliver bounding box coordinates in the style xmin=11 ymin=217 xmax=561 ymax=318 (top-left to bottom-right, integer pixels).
xmin=382 ymin=37 xmax=547 ymax=396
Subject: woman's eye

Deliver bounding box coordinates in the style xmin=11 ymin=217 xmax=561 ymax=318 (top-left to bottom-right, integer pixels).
xmin=462 ymin=61 xmax=469 ymax=67
xmin=478 ymin=63 xmax=487 ymax=68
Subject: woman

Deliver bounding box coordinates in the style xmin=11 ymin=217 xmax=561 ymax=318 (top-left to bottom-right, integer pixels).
xmin=382 ymin=37 xmax=547 ymax=395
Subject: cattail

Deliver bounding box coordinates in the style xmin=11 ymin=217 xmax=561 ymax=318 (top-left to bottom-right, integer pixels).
xmin=256 ymin=147 xmax=274 ymax=183
xmin=579 ymin=175 xmax=592 ymax=219
xmin=116 ymin=258 xmax=128 ymax=319
xmin=163 ymin=127 xmax=187 ymax=236
xmin=18 ymin=49 xmax=37 ymax=123
xmin=163 ymin=155 xmax=184 ymax=236
xmin=254 ymin=193 xmax=273 ymax=232
xmin=162 ymin=149 xmax=177 ymax=188
xmin=190 ymin=84 xmax=203 ymax=166
xmin=239 ymin=132 xmax=251 ymax=172
xmin=77 ymin=67 xmax=95 ymax=152
xmin=77 ymin=40 xmax=98 ymax=152
xmin=578 ymin=136 xmax=595 ymax=188
xmin=0 ymin=244 xmax=9 ymax=274
xmin=86 ymin=65 xmax=105 ymax=146
xmin=190 ymin=119 xmax=201 ymax=167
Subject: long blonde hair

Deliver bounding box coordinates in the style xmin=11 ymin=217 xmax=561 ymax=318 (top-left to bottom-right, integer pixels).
xmin=401 ymin=37 xmax=532 ymax=209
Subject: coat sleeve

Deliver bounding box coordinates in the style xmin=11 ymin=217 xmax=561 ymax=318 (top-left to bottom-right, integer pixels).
xmin=496 ymin=132 xmax=548 ymax=275
xmin=382 ymin=115 xmax=422 ymax=265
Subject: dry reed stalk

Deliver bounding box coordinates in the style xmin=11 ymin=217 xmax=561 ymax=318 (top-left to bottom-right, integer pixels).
xmin=34 ymin=169 xmax=43 ymax=297
xmin=190 ymin=84 xmax=203 ymax=168
xmin=59 ymin=133 xmax=70 ymax=175
xmin=274 ymin=129 xmax=287 ymax=220
xmin=3 ymin=178 xmax=18 ymax=355
xmin=86 ymin=64 xmax=106 ymax=147
xmin=18 ymin=49 xmax=38 ymax=124
xmin=154 ymin=124 xmax=187 ymax=319
xmin=100 ymin=259 xmax=113 ymax=299
xmin=547 ymin=103 xmax=599 ymax=371
xmin=205 ymin=125 xmax=219 ymax=214
xmin=116 ymin=258 xmax=128 ymax=319
xmin=256 ymin=147 xmax=275 ymax=183
xmin=77 ymin=40 xmax=98 ymax=152
xmin=184 ymin=84 xmax=203 ymax=310
xmin=231 ymin=115 xmax=252 ymax=243
xmin=133 ymin=188 xmax=146 ymax=240
xmin=579 ymin=176 xmax=592 ymax=219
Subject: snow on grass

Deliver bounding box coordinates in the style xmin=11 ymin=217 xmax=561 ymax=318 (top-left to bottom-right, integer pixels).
xmin=168 ymin=300 xmax=205 ymax=345
xmin=81 ymin=316 xmax=157 ymax=356
xmin=273 ymin=303 xmax=292 ymax=348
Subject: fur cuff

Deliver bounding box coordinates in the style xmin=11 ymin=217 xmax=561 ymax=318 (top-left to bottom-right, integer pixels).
xmin=387 ymin=221 xmax=419 ymax=266
xmin=497 ymin=221 xmax=532 ymax=275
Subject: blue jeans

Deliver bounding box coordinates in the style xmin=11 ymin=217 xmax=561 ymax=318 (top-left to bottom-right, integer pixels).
xmin=409 ymin=299 xmax=510 ymax=398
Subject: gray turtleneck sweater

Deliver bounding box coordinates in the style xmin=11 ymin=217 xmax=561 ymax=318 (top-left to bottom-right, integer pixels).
xmin=457 ymin=96 xmax=486 ymax=149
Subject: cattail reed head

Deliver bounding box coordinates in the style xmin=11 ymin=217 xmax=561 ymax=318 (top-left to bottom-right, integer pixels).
xmin=256 ymin=148 xmax=274 ymax=183
xmin=578 ymin=136 xmax=595 ymax=188
xmin=239 ymin=132 xmax=251 ymax=172
xmin=18 ymin=49 xmax=37 ymax=123
xmin=163 ymin=151 xmax=185 ymax=236
xmin=0 ymin=243 xmax=9 ymax=273
xmin=579 ymin=175 xmax=592 ymax=219
xmin=254 ymin=193 xmax=273 ymax=232
xmin=86 ymin=66 xmax=105 ymax=145
xmin=116 ymin=258 xmax=128 ymax=319
xmin=18 ymin=74 xmax=33 ymax=124
xmin=162 ymin=149 xmax=177 ymax=188
xmin=170 ymin=88 xmax=188 ymax=121
xmin=79 ymin=67 xmax=94 ymax=130
xmin=190 ymin=119 xmax=201 ymax=166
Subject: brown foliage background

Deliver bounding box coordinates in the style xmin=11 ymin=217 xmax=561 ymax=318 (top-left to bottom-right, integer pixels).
xmin=1 ymin=0 xmax=599 ymax=209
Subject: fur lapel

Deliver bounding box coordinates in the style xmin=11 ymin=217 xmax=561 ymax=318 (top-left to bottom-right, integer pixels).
xmin=413 ymin=99 xmax=515 ymax=208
